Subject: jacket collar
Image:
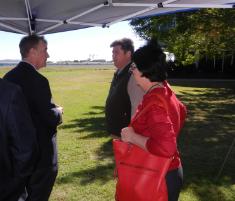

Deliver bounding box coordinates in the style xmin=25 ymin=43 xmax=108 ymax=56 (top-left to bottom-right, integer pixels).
xmin=116 ymin=62 xmax=131 ymax=77
xmin=20 ymin=60 xmax=37 ymax=71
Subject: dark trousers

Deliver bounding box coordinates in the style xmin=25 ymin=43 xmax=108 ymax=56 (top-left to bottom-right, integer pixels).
xmin=0 ymin=178 xmax=26 ymax=201
xmin=22 ymin=167 xmax=58 ymax=201
xmin=166 ymin=167 xmax=183 ymax=201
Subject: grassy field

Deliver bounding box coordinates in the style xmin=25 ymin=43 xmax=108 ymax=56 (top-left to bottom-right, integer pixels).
xmin=0 ymin=66 xmax=234 ymax=201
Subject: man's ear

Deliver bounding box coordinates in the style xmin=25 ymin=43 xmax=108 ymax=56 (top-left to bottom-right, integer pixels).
xmin=29 ymin=48 xmax=37 ymax=57
xmin=126 ymin=50 xmax=131 ymax=58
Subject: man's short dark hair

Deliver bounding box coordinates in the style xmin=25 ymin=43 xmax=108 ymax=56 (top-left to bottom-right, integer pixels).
xmin=110 ymin=38 xmax=134 ymax=56
xmin=19 ymin=34 xmax=47 ymax=58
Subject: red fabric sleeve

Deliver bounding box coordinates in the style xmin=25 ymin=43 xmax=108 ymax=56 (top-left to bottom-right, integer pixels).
xmin=145 ymin=106 xmax=177 ymax=157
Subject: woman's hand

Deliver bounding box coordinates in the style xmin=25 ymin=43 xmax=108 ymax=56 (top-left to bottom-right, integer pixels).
xmin=121 ymin=127 xmax=149 ymax=151
xmin=121 ymin=127 xmax=135 ymax=143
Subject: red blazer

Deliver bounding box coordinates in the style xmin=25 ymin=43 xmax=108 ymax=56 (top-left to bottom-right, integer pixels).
xmin=130 ymin=81 xmax=187 ymax=171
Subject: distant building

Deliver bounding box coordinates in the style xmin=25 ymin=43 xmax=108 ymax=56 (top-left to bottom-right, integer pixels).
xmin=164 ymin=52 xmax=175 ymax=62
xmin=0 ymin=59 xmax=19 ymax=66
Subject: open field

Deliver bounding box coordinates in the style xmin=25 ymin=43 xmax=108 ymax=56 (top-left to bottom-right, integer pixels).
xmin=0 ymin=66 xmax=234 ymax=201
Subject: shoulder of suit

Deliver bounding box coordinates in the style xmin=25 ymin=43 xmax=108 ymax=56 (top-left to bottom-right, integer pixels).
xmin=19 ymin=62 xmax=47 ymax=79
xmin=0 ymin=78 xmax=21 ymax=96
xmin=0 ymin=78 xmax=17 ymax=88
xmin=18 ymin=61 xmax=37 ymax=72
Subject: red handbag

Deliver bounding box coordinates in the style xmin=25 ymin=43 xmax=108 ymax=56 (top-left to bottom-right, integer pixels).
xmin=113 ymin=93 xmax=172 ymax=201
xmin=113 ymin=140 xmax=172 ymax=201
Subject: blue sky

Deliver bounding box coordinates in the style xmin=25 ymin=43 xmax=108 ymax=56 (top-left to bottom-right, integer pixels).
xmin=0 ymin=21 xmax=146 ymax=62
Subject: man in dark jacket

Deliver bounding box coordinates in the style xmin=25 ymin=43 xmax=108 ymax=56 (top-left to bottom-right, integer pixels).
xmin=4 ymin=34 xmax=63 ymax=201
xmin=0 ymin=78 xmax=38 ymax=201
xmin=105 ymin=38 xmax=144 ymax=137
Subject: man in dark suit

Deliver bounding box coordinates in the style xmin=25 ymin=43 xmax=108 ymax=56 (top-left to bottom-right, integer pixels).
xmin=4 ymin=34 xmax=63 ymax=201
xmin=105 ymin=38 xmax=144 ymax=138
xmin=0 ymin=78 xmax=38 ymax=201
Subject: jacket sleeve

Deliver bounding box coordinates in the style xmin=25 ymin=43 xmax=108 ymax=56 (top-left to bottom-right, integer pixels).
xmin=33 ymin=78 xmax=62 ymax=129
xmin=145 ymin=106 xmax=177 ymax=157
xmin=7 ymin=86 xmax=38 ymax=178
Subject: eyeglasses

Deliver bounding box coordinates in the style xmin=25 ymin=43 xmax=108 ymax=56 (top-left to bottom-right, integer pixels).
xmin=130 ymin=62 xmax=137 ymax=72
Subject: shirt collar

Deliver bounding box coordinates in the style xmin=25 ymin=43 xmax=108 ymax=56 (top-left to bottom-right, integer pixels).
xmin=21 ymin=60 xmax=37 ymax=71
xmin=116 ymin=62 xmax=131 ymax=75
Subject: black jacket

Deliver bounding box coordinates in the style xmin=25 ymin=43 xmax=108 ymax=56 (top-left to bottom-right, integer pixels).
xmin=0 ymin=78 xmax=38 ymax=201
xmin=4 ymin=62 xmax=62 ymax=169
xmin=105 ymin=64 xmax=132 ymax=136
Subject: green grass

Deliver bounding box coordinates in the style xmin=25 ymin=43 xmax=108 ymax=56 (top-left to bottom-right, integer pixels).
xmin=0 ymin=66 xmax=234 ymax=201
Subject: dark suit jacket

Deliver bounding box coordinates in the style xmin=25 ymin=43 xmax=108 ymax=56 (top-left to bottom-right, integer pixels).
xmin=105 ymin=64 xmax=132 ymax=136
xmin=0 ymin=78 xmax=38 ymax=201
xmin=4 ymin=61 xmax=62 ymax=169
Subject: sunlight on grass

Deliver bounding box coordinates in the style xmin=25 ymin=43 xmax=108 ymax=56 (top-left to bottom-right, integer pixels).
xmin=0 ymin=66 xmax=234 ymax=201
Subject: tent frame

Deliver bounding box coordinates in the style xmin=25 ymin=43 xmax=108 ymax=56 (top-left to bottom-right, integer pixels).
xmin=0 ymin=0 xmax=234 ymax=35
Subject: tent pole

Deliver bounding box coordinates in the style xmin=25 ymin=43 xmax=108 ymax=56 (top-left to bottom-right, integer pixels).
xmin=165 ymin=3 xmax=234 ymax=8
xmin=38 ymin=3 xmax=105 ymax=35
xmin=24 ymin=0 xmax=33 ymax=34
xmin=0 ymin=22 xmax=27 ymax=34
xmin=215 ymin=138 xmax=235 ymax=181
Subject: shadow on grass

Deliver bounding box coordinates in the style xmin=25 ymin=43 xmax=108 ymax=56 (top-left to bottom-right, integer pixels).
xmin=57 ymin=163 xmax=114 ymax=186
xmin=60 ymin=106 xmax=107 ymax=139
xmin=178 ymin=86 xmax=235 ymax=201
xmin=59 ymin=80 xmax=235 ymax=201
xmin=59 ymin=104 xmax=114 ymax=164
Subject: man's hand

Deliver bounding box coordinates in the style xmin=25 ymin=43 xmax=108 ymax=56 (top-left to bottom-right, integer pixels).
xmin=56 ymin=105 xmax=63 ymax=114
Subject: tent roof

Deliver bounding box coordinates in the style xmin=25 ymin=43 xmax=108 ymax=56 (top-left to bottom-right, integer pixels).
xmin=0 ymin=0 xmax=234 ymax=35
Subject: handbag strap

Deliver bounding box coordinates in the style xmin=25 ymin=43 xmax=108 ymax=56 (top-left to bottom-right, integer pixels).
xmin=131 ymin=92 xmax=168 ymax=125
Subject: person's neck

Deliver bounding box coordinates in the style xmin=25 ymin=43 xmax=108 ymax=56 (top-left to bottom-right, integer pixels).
xmin=117 ymin=61 xmax=131 ymax=70
xmin=22 ymin=59 xmax=39 ymax=70
xmin=116 ymin=62 xmax=131 ymax=75
xmin=145 ymin=82 xmax=163 ymax=94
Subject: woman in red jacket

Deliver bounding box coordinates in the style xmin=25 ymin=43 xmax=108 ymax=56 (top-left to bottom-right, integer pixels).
xmin=121 ymin=40 xmax=187 ymax=201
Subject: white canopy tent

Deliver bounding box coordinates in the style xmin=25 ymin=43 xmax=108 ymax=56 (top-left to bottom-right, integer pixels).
xmin=0 ymin=0 xmax=234 ymax=35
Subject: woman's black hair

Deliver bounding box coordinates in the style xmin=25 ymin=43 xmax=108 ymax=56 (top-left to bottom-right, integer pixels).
xmin=132 ymin=39 xmax=167 ymax=82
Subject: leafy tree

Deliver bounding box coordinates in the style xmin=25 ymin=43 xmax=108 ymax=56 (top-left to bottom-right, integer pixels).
xmin=130 ymin=9 xmax=235 ymax=67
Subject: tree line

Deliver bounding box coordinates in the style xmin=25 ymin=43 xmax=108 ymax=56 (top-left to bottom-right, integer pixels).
xmin=130 ymin=9 xmax=235 ymax=78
